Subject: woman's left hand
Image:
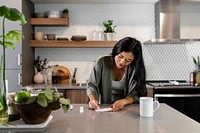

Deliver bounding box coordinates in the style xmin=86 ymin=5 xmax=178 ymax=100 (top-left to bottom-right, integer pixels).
xmin=110 ymin=99 xmax=126 ymax=111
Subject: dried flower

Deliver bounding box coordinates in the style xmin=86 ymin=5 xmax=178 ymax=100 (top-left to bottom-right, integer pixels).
xmin=33 ymin=56 xmax=48 ymax=73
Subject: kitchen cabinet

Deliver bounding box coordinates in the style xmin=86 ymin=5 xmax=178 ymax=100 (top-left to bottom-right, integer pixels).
xmin=147 ymin=89 xmax=153 ymax=97
xmin=65 ymin=89 xmax=88 ymax=104
xmin=6 ymin=70 xmax=22 ymax=92
xmin=0 ymin=0 xmax=34 ymax=92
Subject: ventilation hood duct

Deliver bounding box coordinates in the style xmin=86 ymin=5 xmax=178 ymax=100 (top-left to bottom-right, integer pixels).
xmin=146 ymin=0 xmax=200 ymax=43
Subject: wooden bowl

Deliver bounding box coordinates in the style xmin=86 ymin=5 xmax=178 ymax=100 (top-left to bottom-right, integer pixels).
xmin=13 ymin=102 xmax=52 ymax=124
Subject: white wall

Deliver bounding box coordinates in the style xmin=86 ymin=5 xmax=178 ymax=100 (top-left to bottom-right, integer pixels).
xmin=34 ymin=3 xmax=200 ymax=83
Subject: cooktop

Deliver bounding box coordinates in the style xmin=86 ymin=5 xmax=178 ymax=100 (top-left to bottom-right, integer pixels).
xmin=146 ymin=80 xmax=192 ymax=87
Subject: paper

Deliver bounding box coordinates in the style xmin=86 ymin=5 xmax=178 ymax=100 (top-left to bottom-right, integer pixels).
xmin=95 ymin=107 xmax=112 ymax=112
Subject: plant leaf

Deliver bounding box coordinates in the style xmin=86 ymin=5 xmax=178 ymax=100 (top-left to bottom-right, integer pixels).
xmin=61 ymin=104 xmax=69 ymax=113
xmin=53 ymin=91 xmax=60 ymax=99
xmin=0 ymin=6 xmax=27 ymax=25
xmin=26 ymin=96 xmax=37 ymax=104
xmin=59 ymin=98 xmax=70 ymax=105
xmin=44 ymin=87 xmax=53 ymax=101
xmin=6 ymin=30 xmax=24 ymax=42
xmin=0 ymin=41 xmax=16 ymax=49
xmin=37 ymin=95 xmax=47 ymax=107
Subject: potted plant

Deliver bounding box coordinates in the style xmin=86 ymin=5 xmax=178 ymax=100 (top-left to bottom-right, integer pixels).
xmin=0 ymin=5 xmax=26 ymax=125
xmin=62 ymin=8 xmax=69 ymax=18
xmin=13 ymin=87 xmax=70 ymax=124
xmin=33 ymin=56 xmax=48 ymax=84
xmin=102 ymin=20 xmax=117 ymax=41
xmin=192 ymin=55 xmax=200 ymax=84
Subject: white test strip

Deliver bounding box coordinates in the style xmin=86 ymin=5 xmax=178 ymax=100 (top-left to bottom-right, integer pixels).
xmin=95 ymin=108 xmax=112 ymax=112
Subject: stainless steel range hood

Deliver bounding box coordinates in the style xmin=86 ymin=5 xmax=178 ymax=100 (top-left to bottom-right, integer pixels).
xmin=146 ymin=0 xmax=200 ymax=43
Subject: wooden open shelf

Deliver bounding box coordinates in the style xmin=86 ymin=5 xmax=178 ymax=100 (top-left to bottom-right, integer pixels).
xmin=31 ymin=18 xmax=69 ymax=26
xmin=31 ymin=40 xmax=117 ymax=48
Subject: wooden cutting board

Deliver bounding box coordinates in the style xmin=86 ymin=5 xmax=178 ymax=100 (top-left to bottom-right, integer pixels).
xmin=53 ymin=66 xmax=71 ymax=84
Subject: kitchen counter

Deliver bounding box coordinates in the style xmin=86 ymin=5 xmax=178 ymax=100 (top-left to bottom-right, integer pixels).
xmin=24 ymin=84 xmax=153 ymax=91
xmin=2 ymin=103 xmax=200 ymax=133
xmin=23 ymin=84 xmax=154 ymax=101
xmin=23 ymin=83 xmax=86 ymax=90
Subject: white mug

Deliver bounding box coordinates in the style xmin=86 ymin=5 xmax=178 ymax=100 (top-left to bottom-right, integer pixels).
xmin=139 ymin=97 xmax=160 ymax=117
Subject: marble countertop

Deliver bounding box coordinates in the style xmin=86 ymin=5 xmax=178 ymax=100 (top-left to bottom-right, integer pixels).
xmin=23 ymin=83 xmax=86 ymax=90
xmin=23 ymin=83 xmax=153 ymax=90
xmin=1 ymin=103 xmax=200 ymax=133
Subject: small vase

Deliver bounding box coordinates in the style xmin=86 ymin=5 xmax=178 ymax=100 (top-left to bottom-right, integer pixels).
xmin=62 ymin=13 xmax=68 ymax=18
xmin=0 ymin=81 xmax=9 ymax=125
xmin=34 ymin=72 xmax=44 ymax=84
xmin=196 ymin=71 xmax=200 ymax=84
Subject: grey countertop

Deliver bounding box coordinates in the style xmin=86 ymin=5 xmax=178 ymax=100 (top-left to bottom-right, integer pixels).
xmin=23 ymin=84 xmax=153 ymax=90
xmin=23 ymin=83 xmax=86 ymax=90
xmin=2 ymin=103 xmax=200 ymax=133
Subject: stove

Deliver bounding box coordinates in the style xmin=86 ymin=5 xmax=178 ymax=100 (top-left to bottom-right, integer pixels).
xmin=146 ymin=80 xmax=200 ymax=123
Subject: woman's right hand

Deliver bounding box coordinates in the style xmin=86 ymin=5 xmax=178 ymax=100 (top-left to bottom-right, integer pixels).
xmin=89 ymin=99 xmax=100 ymax=110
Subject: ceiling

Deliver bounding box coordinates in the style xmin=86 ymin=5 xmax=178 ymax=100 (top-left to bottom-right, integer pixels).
xmin=30 ymin=0 xmax=159 ymax=4
xmin=30 ymin=0 xmax=200 ymax=4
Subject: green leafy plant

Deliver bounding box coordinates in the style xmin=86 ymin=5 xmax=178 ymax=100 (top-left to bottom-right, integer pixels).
xmin=103 ymin=20 xmax=117 ymax=33
xmin=15 ymin=87 xmax=70 ymax=113
xmin=0 ymin=5 xmax=26 ymax=124
xmin=192 ymin=55 xmax=200 ymax=72
xmin=62 ymin=8 xmax=69 ymax=14
xmin=62 ymin=8 xmax=69 ymax=18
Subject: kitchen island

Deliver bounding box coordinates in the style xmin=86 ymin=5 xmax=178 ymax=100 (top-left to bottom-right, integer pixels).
xmin=1 ymin=103 xmax=200 ymax=133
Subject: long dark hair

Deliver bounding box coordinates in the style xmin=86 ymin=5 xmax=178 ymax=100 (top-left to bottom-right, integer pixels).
xmin=111 ymin=37 xmax=147 ymax=97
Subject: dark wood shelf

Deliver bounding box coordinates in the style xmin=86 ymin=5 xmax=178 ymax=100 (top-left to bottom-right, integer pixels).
xmin=31 ymin=40 xmax=116 ymax=48
xmin=31 ymin=18 xmax=69 ymax=26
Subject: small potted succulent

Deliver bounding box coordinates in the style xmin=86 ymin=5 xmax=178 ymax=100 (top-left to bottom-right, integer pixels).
xmin=102 ymin=20 xmax=117 ymax=40
xmin=192 ymin=55 xmax=200 ymax=84
xmin=62 ymin=8 xmax=69 ymax=18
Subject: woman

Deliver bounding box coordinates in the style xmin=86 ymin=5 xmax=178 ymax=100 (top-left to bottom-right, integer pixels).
xmin=86 ymin=37 xmax=147 ymax=111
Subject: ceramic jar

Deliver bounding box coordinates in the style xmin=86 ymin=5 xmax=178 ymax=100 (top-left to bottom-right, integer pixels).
xmin=33 ymin=72 xmax=44 ymax=84
xmin=34 ymin=32 xmax=44 ymax=40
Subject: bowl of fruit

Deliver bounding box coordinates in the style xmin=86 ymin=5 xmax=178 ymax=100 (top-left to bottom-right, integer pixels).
xmin=13 ymin=87 xmax=70 ymax=124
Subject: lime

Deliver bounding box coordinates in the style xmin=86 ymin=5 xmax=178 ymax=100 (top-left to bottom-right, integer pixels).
xmin=14 ymin=91 xmax=31 ymax=103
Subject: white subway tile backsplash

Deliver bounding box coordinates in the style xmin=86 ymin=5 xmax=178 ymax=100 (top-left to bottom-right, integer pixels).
xmin=34 ymin=3 xmax=200 ymax=82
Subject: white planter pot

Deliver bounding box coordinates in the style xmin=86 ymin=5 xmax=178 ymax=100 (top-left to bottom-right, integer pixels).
xmin=105 ymin=33 xmax=115 ymax=41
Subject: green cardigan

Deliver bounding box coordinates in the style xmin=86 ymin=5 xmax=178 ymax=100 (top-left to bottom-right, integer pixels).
xmin=86 ymin=55 xmax=139 ymax=104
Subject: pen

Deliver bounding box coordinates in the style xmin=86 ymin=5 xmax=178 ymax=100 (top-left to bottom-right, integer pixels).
xmin=92 ymin=100 xmax=100 ymax=109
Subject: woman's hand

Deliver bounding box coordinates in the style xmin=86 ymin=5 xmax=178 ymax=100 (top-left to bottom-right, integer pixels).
xmin=111 ymin=97 xmax=133 ymax=111
xmin=88 ymin=99 xmax=100 ymax=110
xmin=110 ymin=99 xmax=126 ymax=111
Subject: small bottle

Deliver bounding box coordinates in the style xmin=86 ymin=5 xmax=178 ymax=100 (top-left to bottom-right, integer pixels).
xmin=52 ymin=70 xmax=59 ymax=84
xmin=71 ymin=68 xmax=77 ymax=86
xmin=190 ymin=71 xmax=196 ymax=86
xmin=47 ymin=66 xmax=52 ymax=84
xmin=71 ymin=77 xmax=76 ymax=86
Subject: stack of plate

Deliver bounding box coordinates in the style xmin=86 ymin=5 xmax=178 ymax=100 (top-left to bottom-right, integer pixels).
xmin=71 ymin=35 xmax=87 ymax=41
xmin=48 ymin=11 xmax=60 ymax=18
